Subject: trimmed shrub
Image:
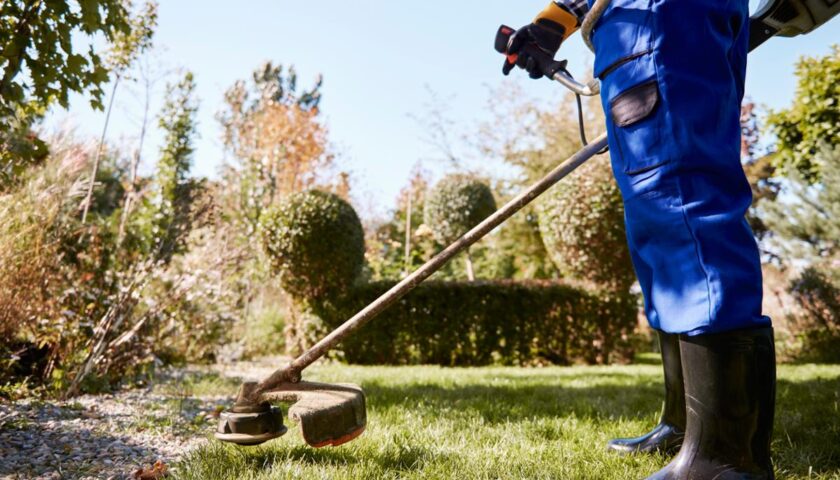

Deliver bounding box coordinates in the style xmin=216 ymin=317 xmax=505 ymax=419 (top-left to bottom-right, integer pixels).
xmin=536 ymin=155 xmax=634 ymax=291
xmin=788 ymin=267 xmax=840 ymax=363
xmin=314 ymin=281 xmax=637 ymax=366
xmin=259 ymin=190 xmax=365 ymax=302
xmin=424 ymin=175 xmax=497 ymax=245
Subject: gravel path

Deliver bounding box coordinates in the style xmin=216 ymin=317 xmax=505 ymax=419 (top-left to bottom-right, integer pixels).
xmin=0 ymin=357 xmax=293 ymax=480
xmin=0 ymin=391 xmax=216 ymax=479
xmin=0 ymin=357 xmax=291 ymax=479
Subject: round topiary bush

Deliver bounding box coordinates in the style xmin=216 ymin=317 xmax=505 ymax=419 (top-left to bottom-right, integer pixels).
xmin=259 ymin=190 xmax=365 ymax=302
xmin=424 ymin=174 xmax=497 ymax=245
xmin=536 ymin=156 xmax=635 ymax=292
xmin=423 ymin=174 xmax=497 ymax=281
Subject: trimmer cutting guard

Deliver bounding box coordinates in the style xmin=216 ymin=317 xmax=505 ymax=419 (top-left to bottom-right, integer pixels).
xmin=263 ymin=382 xmax=366 ymax=447
xmin=215 ymin=381 xmax=366 ymax=448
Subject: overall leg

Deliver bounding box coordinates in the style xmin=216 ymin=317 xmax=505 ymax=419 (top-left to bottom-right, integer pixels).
xmin=589 ymin=0 xmax=776 ymax=473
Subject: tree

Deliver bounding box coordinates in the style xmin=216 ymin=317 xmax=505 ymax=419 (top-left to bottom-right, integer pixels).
xmin=761 ymin=147 xmax=840 ymax=361
xmin=740 ymin=99 xmax=780 ymax=243
xmin=0 ymin=0 xmax=138 ymax=187
xmin=80 ymin=0 xmax=158 ymax=222
xmin=218 ymin=62 xmax=332 ymax=233
xmin=365 ymin=165 xmax=446 ymax=280
xmin=145 ymin=71 xmax=199 ymax=263
xmin=0 ymin=0 xmax=132 ymax=116
xmin=0 ymin=103 xmax=48 ymax=188
xmin=762 ymin=146 xmax=840 ymax=263
xmin=766 ymin=45 xmax=840 ymax=183
xmin=424 ymin=174 xmax=497 ymax=281
xmin=477 ymin=83 xmax=605 ymax=281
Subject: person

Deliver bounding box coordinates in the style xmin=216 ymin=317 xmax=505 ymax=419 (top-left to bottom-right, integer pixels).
xmin=502 ymin=1 xmax=776 ymax=478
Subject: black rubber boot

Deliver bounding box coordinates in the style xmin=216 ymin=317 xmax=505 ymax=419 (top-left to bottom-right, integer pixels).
xmin=607 ymin=330 xmax=686 ymax=455
xmin=646 ymin=326 xmax=776 ymax=480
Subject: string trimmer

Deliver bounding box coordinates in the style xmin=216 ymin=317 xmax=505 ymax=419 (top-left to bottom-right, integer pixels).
xmin=214 ymin=0 xmax=839 ymax=448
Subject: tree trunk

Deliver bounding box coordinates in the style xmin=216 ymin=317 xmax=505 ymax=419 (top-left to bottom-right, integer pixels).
xmin=465 ymin=249 xmax=475 ymax=281
xmin=81 ymin=74 xmax=121 ymax=223
xmin=118 ymin=72 xmax=152 ymax=241
xmin=403 ymin=194 xmax=412 ymax=276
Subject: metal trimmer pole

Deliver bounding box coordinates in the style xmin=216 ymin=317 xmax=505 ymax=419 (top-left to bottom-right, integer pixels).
xmin=251 ymin=133 xmax=609 ymax=398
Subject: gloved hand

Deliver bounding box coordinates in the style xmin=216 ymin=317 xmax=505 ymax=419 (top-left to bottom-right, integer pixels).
xmin=503 ymin=23 xmax=565 ymax=78
xmin=502 ymin=2 xmax=578 ymax=79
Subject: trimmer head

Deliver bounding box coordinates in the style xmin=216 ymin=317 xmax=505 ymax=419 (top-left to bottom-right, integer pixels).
xmin=215 ymin=381 xmax=366 ymax=448
xmin=214 ymin=403 xmax=288 ymax=446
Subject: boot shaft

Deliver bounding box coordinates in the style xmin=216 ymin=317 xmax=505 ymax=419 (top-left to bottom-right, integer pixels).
xmin=658 ymin=330 xmax=686 ymax=429
xmin=679 ymin=326 xmax=776 ymax=475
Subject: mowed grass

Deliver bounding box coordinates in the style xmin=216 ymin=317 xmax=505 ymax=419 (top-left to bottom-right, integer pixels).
xmin=174 ymin=361 xmax=840 ymax=480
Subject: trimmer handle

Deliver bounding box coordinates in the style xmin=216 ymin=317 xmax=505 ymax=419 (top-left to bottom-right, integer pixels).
xmin=495 ymin=25 xmax=600 ymax=97
xmin=494 ymin=25 xmax=568 ymax=78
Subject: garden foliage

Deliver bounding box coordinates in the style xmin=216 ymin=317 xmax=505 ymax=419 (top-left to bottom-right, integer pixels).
xmin=424 ymin=174 xmax=497 ymax=280
xmin=0 ymin=70 xmax=239 ymax=396
xmin=365 ymin=167 xmax=441 ymax=280
xmin=762 ymin=147 xmax=840 ymax=361
xmin=314 ymin=280 xmax=637 ymax=366
xmin=262 ymin=190 xmax=638 ymax=366
xmin=787 ymin=268 xmax=840 ymax=363
xmin=424 ymin=175 xmax=497 ymax=246
xmin=767 ymin=45 xmax=840 ymax=182
xmin=0 ymin=0 xmax=155 ymax=188
xmin=259 ymin=190 xmax=365 ymax=302
xmin=537 ymin=155 xmax=634 ymax=292
xmin=218 ymin=62 xmax=334 ymax=235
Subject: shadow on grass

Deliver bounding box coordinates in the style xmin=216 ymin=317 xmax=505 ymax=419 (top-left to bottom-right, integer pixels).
xmin=185 ymin=438 xmax=444 ymax=476
xmin=242 ymin=445 xmax=361 ymax=468
xmin=361 ymin=370 xmax=663 ymax=425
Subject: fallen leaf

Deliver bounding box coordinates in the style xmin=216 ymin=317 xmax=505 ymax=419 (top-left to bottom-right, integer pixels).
xmin=133 ymin=459 xmax=168 ymax=480
xmin=81 ymin=410 xmax=101 ymax=419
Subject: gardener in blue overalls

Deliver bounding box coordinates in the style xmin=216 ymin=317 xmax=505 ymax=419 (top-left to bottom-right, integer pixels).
xmin=502 ymin=1 xmax=776 ymax=478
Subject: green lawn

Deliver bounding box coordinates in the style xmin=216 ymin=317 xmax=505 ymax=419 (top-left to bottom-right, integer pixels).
xmin=175 ymin=361 xmax=840 ymax=480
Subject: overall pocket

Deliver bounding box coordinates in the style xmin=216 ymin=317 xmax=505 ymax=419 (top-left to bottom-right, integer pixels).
xmin=600 ymin=52 xmax=671 ymax=175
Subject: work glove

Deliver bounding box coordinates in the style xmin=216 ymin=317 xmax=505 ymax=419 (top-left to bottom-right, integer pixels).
xmin=503 ymin=2 xmax=579 ymax=79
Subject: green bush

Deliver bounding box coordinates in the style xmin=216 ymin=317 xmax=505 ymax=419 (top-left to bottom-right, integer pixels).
xmin=259 ymin=190 xmax=365 ymax=302
xmin=536 ymin=155 xmax=634 ymax=292
xmin=314 ymin=281 xmax=637 ymax=366
xmin=788 ymin=267 xmax=840 ymax=363
xmin=424 ymin=175 xmax=496 ymax=245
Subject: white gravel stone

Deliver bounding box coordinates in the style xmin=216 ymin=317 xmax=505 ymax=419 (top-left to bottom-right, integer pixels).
xmin=0 ymin=388 xmax=218 ymax=479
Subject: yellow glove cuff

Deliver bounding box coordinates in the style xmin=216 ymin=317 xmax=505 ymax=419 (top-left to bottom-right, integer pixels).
xmin=534 ymin=2 xmax=580 ymax=40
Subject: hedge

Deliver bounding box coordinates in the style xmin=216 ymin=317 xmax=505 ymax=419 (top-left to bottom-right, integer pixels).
xmin=313 ymin=280 xmax=638 ymax=366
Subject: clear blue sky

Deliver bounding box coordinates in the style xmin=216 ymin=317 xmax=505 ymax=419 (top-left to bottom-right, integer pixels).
xmin=45 ymin=0 xmax=840 ymax=217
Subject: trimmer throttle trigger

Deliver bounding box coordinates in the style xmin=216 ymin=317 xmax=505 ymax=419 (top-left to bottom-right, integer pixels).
xmin=494 ymin=24 xmax=568 ymax=78
xmin=495 ymin=25 xmax=519 ymax=64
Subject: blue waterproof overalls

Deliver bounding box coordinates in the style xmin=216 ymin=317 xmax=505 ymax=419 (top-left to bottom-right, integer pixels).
xmin=590 ymin=0 xmax=771 ymax=335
